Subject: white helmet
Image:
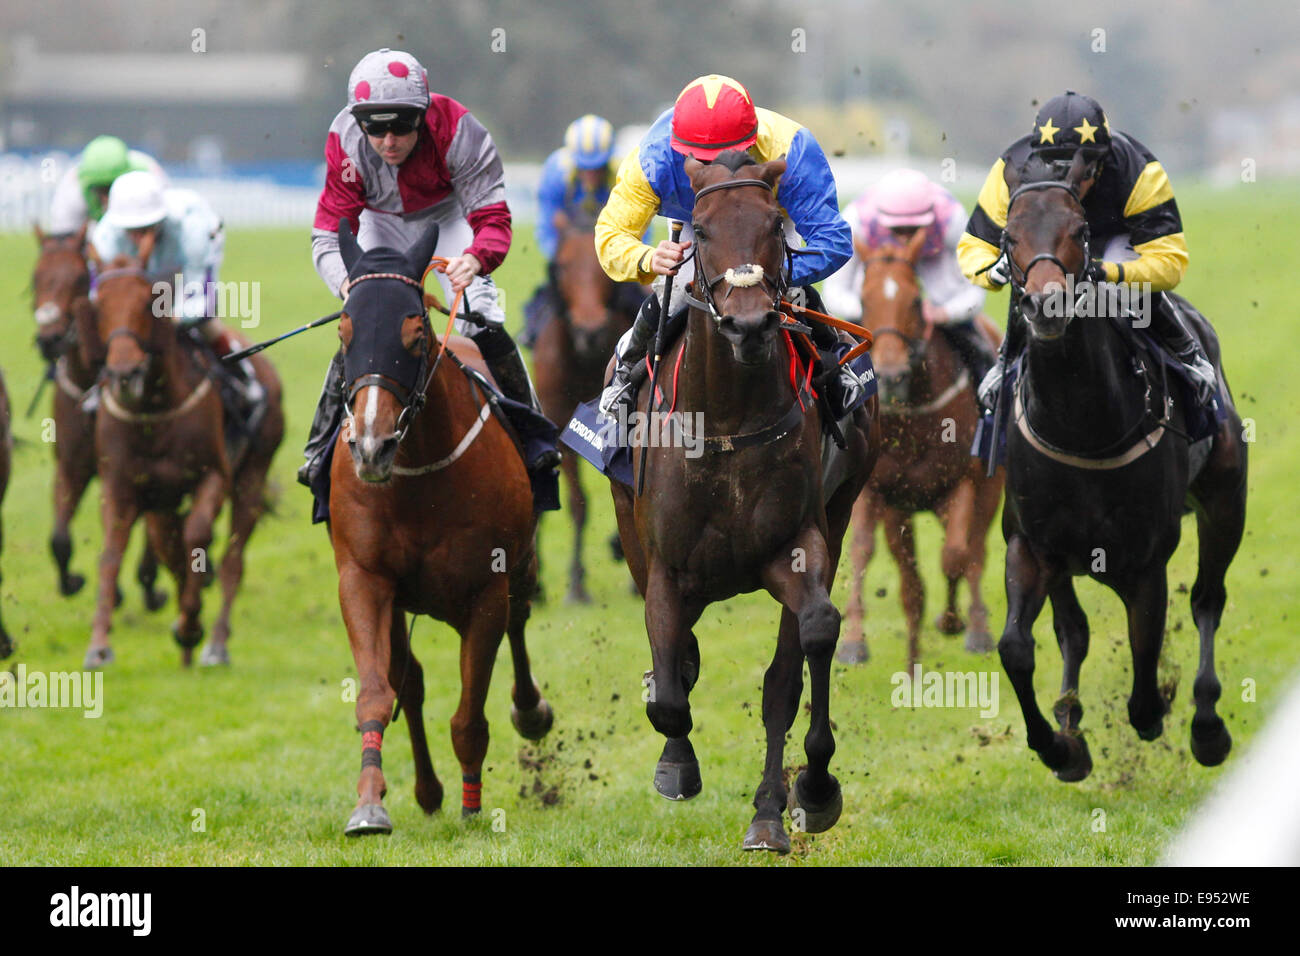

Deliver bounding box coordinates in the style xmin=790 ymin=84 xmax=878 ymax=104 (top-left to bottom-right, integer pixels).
xmin=348 ymin=48 xmax=429 ymax=113
xmin=104 ymin=170 xmax=167 ymax=230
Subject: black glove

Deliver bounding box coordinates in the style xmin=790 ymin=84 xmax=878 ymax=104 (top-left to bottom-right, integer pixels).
xmin=1084 ymin=259 xmax=1108 ymax=284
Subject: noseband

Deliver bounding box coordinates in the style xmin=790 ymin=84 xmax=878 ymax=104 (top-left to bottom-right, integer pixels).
xmin=1002 ymin=180 xmax=1092 ymax=292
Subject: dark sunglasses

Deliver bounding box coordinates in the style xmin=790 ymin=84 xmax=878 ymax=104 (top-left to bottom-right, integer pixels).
xmin=357 ymin=112 xmax=422 ymax=136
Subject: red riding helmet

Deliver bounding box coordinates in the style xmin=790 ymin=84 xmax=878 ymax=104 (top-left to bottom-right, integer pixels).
xmin=670 ymin=75 xmax=759 ymax=161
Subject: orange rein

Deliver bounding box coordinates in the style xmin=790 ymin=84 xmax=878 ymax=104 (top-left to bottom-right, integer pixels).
xmin=779 ymin=298 xmax=875 ymax=366
xmin=420 ymin=256 xmax=466 ymax=363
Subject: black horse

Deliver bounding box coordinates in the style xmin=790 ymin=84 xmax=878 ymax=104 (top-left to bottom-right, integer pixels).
xmin=995 ymin=153 xmax=1247 ymax=781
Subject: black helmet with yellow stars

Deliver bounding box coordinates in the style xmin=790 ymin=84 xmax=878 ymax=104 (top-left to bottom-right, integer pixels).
xmin=1031 ymin=91 xmax=1111 ymax=162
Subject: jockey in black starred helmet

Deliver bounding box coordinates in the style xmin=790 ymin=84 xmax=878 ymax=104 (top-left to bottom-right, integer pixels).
xmin=1029 ymin=91 xmax=1112 ymax=171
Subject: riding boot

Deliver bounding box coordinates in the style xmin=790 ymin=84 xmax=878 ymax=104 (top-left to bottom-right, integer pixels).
xmin=471 ymin=325 xmax=563 ymax=473
xmin=1149 ymin=294 xmax=1217 ymax=406
xmin=978 ymin=304 xmax=1027 ymax=410
xmin=598 ymin=293 xmax=661 ymax=420
xmin=800 ymin=285 xmax=866 ymax=417
xmin=297 ymin=349 xmax=345 ymax=488
xmin=938 ymin=319 xmax=998 ymax=384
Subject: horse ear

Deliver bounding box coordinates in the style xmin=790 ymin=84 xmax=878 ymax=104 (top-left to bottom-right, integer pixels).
xmin=854 ymin=236 xmax=872 ymax=263
xmin=404 ymin=220 xmax=441 ymax=279
xmin=1003 ymin=158 xmax=1022 ymax=195
xmin=904 ymin=225 xmax=927 ymax=263
xmin=1068 ymin=150 xmax=1101 ymax=199
xmin=338 ymin=219 xmax=363 ymax=275
xmin=85 ymin=243 xmax=103 ymax=273
xmin=34 ymin=221 xmax=46 ymax=245
xmin=136 ymin=228 xmax=157 ymax=268
xmin=75 ymin=221 xmax=89 ymax=250
xmin=683 ymin=156 xmax=708 ymax=191
xmin=757 ymin=159 xmax=787 ymax=192
xmin=552 ymin=209 xmax=570 ymax=236
xmin=72 ymin=296 xmax=104 ymax=368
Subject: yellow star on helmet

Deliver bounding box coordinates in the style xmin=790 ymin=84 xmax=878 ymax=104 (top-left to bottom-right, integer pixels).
xmin=1038 ymin=118 xmax=1059 ymax=144
xmin=680 ymin=74 xmax=750 ymax=109
xmin=1074 ymin=118 xmax=1099 ymax=143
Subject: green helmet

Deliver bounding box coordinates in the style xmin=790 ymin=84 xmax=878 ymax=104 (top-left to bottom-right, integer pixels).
xmin=78 ymin=136 xmax=132 ymax=219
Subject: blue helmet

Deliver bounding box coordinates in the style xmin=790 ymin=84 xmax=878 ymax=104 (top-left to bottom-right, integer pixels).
xmin=564 ymin=114 xmax=615 ymax=170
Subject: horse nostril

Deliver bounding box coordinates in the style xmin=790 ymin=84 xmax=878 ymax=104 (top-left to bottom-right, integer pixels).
xmin=1020 ymin=293 xmax=1040 ymax=322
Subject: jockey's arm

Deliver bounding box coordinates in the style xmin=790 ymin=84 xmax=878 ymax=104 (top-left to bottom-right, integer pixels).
xmin=594 ymin=149 xmax=661 ymax=284
xmin=445 ymin=111 xmax=512 ymax=278
xmin=1104 ymin=160 xmax=1188 ymax=292
xmin=923 ymin=214 xmax=986 ymax=323
xmin=958 ymin=157 xmax=1010 ymax=291
xmin=535 ymin=151 xmax=567 ymax=263
xmin=773 ymin=131 xmax=853 ymax=287
xmin=819 ymin=211 xmax=865 ymax=321
xmin=310 ymin=125 xmax=368 ymax=299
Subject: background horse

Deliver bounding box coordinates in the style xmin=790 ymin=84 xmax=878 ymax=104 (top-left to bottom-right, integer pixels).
xmin=78 ymin=240 xmax=283 ymax=668
xmin=0 ymin=367 xmax=11 ymax=657
xmin=996 ymin=153 xmax=1246 ymax=782
xmin=532 ymin=210 xmax=637 ymax=602
xmin=32 ymin=225 xmax=165 ymax=608
xmin=610 ymin=152 xmax=880 ymax=853
xmin=328 ymin=221 xmax=553 ymax=836
xmin=839 ymin=229 xmax=1004 ymax=666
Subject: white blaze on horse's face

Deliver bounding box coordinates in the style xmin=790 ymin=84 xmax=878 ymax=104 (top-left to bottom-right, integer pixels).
xmin=348 ymin=385 xmax=401 ymax=483
xmin=882 ymin=276 xmax=899 ymax=301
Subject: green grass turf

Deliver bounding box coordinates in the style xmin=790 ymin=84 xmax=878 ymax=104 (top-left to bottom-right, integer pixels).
xmin=0 ymin=180 xmax=1296 ymax=865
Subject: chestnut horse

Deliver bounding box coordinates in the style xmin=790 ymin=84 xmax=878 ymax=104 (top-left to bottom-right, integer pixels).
xmin=77 ymin=240 xmax=283 ymax=668
xmin=611 ymin=152 xmax=880 ymax=853
xmin=32 ymin=225 xmax=165 ymax=608
xmin=532 ymin=211 xmax=636 ymax=602
xmin=0 ymin=368 xmax=11 ymax=657
xmin=996 ymin=153 xmax=1245 ymax=781
xmin=328 ymin=221 xmax=553 ymax=836
xmin=839 ymin=229 xmax=1004 ymax=667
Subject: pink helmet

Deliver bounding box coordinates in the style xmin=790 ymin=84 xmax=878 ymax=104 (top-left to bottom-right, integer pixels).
xmin=873 ymin=169 xmax=936 ymax=228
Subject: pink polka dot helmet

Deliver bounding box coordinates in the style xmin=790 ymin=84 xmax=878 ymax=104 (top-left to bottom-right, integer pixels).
xmin=347 ymin=49 xmax=430 ymax=117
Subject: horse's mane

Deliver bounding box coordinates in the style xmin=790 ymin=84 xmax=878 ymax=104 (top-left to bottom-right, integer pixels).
xmin=709 ymin=150 xmax=757 ymax=174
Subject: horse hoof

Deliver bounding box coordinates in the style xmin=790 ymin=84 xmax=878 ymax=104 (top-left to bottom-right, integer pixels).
xmin=935 ymin=611 xmax=965 ymax=636
xmin=654 ymin=748 xmax=702 ymax=801
xmin=1046 ymin=733 xmax=1092 ymax=782
xmin=835 ymin=640 xmax=869 ymax=665
xmin=198 ymin=642 xmax=230 ymax=667
xmin=564 ymin=587 xmax=592 ymax=605
xmin=964 ymin=628 xmax=995 ymax=654
xmin=742 ymin=818 xmax=790 ymax=854
xmin=344 ymin=803 xmax=393 ymax=836
xmin=789 ymin=771 xmax=843 ymax=833
xmin=1190 ymin=717 xmax=1232 ymax=767
xmin=172 ymin=621 xmax=204 ymax=650
xmin=1133 ymin=717 xmax=1164 ymax=742
xmin=60 ymin=574 xmax=86 ymax=597
xmin=511 ymin=695 xmax=554 ymax=741
xmin=144 ymin=588 xmax=168 ymax=613
xmin=83 ymin=646 xmax=115 ymax=670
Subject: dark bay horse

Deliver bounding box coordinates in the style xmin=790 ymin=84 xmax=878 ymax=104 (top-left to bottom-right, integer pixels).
xmin=77 ymin=240 xmax=283 ymax=668
xmin=328 ymin=221 xmax=553 ymax=836
xmin=532 ymin=211 xmax=636 ymax=602
xmin=0 ymin=368 xmax=11 ymax=657
xmin=997 ymin=153 xmax=1246 ymax=781
xmin=611 ymin=153 xmax=880 ymax=853
xmin=32 ymin=225 xmax=165 ymax=607
xmin=839 ymin=229 xmax=1004 ymax=666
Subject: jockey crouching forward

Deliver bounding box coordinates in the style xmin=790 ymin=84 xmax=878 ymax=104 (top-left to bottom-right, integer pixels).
xmin=91 ymin=170 xmax=262 ymax=421
xmin=521 ymin=114 xmax=644 ymax=348
xmin=300 ymin=47 xmax=559 ymax=487
xmin=958 ymin=90 xmax=1216 ymax=409
xmin=823 ymin=168 xmax=996 ymax=384
xmin=595 ymin=74 xmax=861 ymax=421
